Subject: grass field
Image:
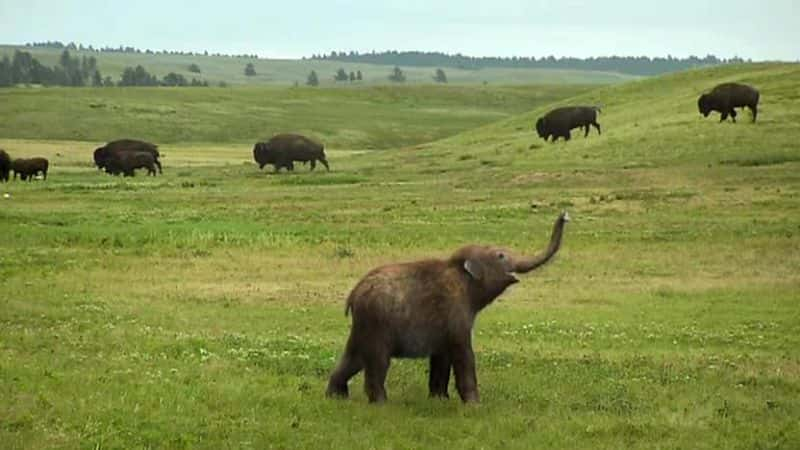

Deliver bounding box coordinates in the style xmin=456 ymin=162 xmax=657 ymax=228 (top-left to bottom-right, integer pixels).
xmin=0 ymin=84 xmax=591 ymax=148
xmin=0 ymin=45 xmax=638 ymax=87
xmin=1 ymin=63 xmax=799 ymax=449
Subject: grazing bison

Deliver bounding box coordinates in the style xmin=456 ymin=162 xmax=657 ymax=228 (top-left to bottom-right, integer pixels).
xmin=94 ymin=139 xmax=162 ymax=174
xmin=698 ymin=83 xmax=759 ymax=123
xmin=12 ymin=157 xmax=49 ymax=181
xmin=0 ymin=149 xmax=10 ymax=182
xmin=535 ymin=106 xmax=602 ymax=142
xmin=253 ymin=134 xmax=329 ymax=172
xmin=104 ymin=151 xmax=158 ymax=177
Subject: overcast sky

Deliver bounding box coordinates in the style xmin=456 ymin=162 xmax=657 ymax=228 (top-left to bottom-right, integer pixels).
xmin=1 ymin=0 xmax=797 ymax=60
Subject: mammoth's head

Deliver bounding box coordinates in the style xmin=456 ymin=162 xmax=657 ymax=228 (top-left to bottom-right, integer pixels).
xmin=452 ymin=211 xmax=570 ymax=311
xmin=93 ymin=147 xmax=107 ymax=168
xmin=698 ymin=94 xmax=712 ymax=116
xmin=535 ymin=118 xmax=545 ymax=138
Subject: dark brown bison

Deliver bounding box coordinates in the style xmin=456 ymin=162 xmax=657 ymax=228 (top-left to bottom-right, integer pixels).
xmin=698 ymin=83 xmax=759 ymax=123
xmin=0 ymin=149 xmax=10 ymax=182
xmin=253 ymin=134 xmax=329 ymax=172
xmin=327 ymin=212 xmax=569 ymax=403
xmin=535 ymin=106 xmax=601 ymax=142
xmin=94 ymin=139 xmax=162 ymax=174
xmin=11 ymin=157 xmax=49 ymax=181
xmin=104 ymin=151 xmax=158 ymax=177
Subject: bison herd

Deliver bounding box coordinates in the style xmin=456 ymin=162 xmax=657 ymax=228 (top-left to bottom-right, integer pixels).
xmin=535 ymin=82 xmax=760 ymax=142
xmin=0 ymin=82 xmax=760 ymax=184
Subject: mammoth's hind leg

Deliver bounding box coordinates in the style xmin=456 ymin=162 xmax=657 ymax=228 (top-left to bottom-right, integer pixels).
xmin=363 ymin=350 xmax=391 ymax=403
xmin=326 ymin=336 xmax=363 ymax=398
xmin=428 ymin=353 xmax=451 ymax=398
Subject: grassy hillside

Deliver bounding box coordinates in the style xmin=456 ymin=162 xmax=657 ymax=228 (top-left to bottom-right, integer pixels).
xmin=1 ymin=63 xmax=799 ymax=449
xmin=0 ymin=45 xmax=638 ymax=86
xmin=0 ymin=84 xmax=590 ymax=148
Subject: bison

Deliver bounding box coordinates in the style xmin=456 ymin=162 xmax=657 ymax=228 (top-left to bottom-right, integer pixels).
xmin=104 ymin=151 xmax=158 ymax=177
xmin=535 ymin=106 xmax=602 ymax=142
xmin=0 ymin=149 xmax=10 ymax=182
xmin=94 ymin=139 xmax=162 ymax=174
xmin=698 ymin=83 xmax=759 ymax=123
xmin=11 ymin=157 xmax=49 ymax=181
xmin=253 ymin=134 xmax=329 ymax=172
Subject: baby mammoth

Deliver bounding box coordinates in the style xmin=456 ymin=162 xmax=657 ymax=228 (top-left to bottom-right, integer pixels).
xmin=698 ymin=82 xmax=759 ymax=123
xmin=327 ymin=211 xmax=570 ymax=403
xmin=12 ymin=157 xmax=49 ymax=181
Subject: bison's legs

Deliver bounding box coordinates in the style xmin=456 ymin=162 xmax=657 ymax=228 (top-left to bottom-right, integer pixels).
xmin=327 ymin=335 xmax=364 ymax=398
xmin=592 ymin=121 xmax=601 ymax=135
xmin=309 ymin=160 xmax=316 ymax=171
xmin=730 ymin=109 xmax=737 ymax=123
xmin=583 ymin=125 xmax=590 ymax=137
xmin=155 ymin=159 xmax=163 ymax=174
xmin=750 ymin=104 xmax=758 ymax=122
xmin=428 ymin=353 xmax=452 ymax=398
xmin=720 ymin=111 xmax=729 ymax=122
xmin=320 ymin=159 xmax=330 ymax=171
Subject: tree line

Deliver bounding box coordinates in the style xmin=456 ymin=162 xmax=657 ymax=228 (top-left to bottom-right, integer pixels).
xmin=25 ymin=41 xmax=258 ymax=59
xmin=308 ymin=51 xmax=751 ymax=76
xmin=0 ymin=49 xmax=209 ymax=87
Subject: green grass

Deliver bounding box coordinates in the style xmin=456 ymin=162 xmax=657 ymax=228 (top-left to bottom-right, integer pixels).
xmin=1 ymin=62 xmax=799 ymax=449
xmin=0 ymin=84 xmax=590 ymax=148
xmin=0 ymin=45 xmax=638 ymax=86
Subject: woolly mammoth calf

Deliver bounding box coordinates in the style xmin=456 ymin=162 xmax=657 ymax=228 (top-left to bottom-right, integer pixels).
xmin=253 ymin=134 xmax=329 ymax=173
xmin=104 ymin=151 xmax=158 ymax=177
xmin=0 ymin=149 xmax=10 ymax=182
xmin=327 ymin=212 xmax=570 ymax=403
xmin=95 ymin=139 xmax=162 ymax=174
xmin=698 ymin=83 xmax=759 ymax=123
xmin=12 ymin=157 xmax=49 ymax=181
xmin=535 ymin=106 xmax=601 ymax=142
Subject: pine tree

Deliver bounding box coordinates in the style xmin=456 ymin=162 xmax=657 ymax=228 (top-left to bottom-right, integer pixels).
xmin=388 ymin=66 xmax=405 ymax=83
xmin=244 ymin=63 xmax=256 ymax=76
xmin=306 ymin=70 xmax=319 ymax=86
xmin=433 ymin=68 xmax=447 ymax=83
xmin=334 ymin=68 xmax=348 ymax=81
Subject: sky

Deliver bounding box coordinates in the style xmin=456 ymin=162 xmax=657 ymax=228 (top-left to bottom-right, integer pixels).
xmin=0 ymin=0 xmax=797 ymax=60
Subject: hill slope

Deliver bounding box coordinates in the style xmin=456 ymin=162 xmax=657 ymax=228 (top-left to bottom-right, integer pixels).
xmin=394 ymin=62 xmax=800 ymax=170
xmin=0 ymin=45 xmax=637 ymax=86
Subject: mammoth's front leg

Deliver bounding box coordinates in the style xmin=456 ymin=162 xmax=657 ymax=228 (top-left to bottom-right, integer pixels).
xmin=451 ymin=342 xmax=479 ymax=403
xmin=428 ymin=353 xmax=451 ymax=398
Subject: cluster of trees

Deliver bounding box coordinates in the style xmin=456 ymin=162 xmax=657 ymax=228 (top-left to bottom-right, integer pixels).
xmin=119 ymin=66 xmax=208 ymax=87
xmin=0 ymin=49 xmax=209 ymax=87
xmin=0 ymin=49 xmax=103 ymax=86
xmin=26 ymin=41 xmax=258 ymax=59
xmin=333 ymin=68 xmax=363 ymax=82
xmin=309 ymin=51 xmax=749 ymax=76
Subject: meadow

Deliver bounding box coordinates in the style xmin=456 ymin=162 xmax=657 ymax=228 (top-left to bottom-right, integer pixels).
xmin=1 ymin=62 xmax=799 ymax=449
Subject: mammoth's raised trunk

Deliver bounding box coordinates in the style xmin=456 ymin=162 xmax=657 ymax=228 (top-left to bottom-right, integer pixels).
xmin=513 ymin=211 xmax=570 ymax=273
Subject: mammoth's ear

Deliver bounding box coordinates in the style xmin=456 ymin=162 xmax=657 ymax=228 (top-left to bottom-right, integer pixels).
xmin=463 ymin=259 xmax=485 ymax=280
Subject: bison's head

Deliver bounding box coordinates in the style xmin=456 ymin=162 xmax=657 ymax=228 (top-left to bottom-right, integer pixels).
xmin=93 ymin=147 xmax=107 ymax=169
xmin=535 ymin=118 xmax=546 ymax=138
xmin=697 ymin=94 xmax=712 ymax=117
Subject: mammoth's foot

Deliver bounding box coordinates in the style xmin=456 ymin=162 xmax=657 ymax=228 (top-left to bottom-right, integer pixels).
xmin=325 ymin=382 xmax=349 ymax=399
